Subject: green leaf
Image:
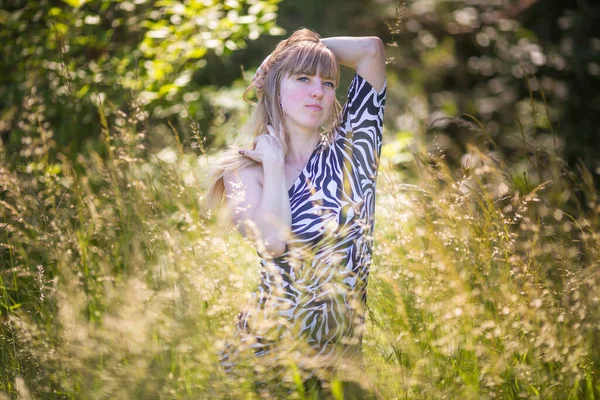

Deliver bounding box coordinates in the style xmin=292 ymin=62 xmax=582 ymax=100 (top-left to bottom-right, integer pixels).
xmin=158 ymin=83 xmax=177 ymax=96
xmin=61 ymin=0 xmax=89 ymax=8
xmin=49 ymin=7 xmax=62 ymax=16
xmin=187 ymin=47 xmax=207 ymax=59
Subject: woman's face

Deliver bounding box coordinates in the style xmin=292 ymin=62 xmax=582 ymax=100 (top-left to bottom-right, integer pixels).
xmin=278 ymin=67 xmax=336 ymax=134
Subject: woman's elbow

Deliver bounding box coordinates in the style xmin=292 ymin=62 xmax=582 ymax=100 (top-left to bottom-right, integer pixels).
xmin=365 ymin=37 xmax=384 ymax=58
xmin=263 ymin=240 xmax=287 ymax=258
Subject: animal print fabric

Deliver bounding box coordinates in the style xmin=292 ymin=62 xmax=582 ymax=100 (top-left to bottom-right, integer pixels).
xmin=220 ymin=73 xmax=387 ymax=375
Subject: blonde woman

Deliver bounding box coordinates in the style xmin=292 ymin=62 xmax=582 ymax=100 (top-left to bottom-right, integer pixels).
xmin=207 ymin=28 xmax=386 ymax=395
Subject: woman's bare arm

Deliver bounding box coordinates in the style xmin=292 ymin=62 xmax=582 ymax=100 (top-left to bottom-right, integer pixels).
xmin=321 ymin=36 xmax=386 ymax=92
xmin=223 ymin=132 xmax=291 ymax=258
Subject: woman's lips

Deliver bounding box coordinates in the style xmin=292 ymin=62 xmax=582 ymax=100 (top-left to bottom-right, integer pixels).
xmin=306 ymin=104 xmax=323 ymax=111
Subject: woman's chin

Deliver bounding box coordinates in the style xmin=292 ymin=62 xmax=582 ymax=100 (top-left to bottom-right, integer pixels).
xmin=284 ymin=115 xmax=329 ymax=133
xmin=300 ymin=118 xmax=328 ymax=131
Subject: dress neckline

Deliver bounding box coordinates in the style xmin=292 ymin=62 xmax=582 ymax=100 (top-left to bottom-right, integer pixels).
xmin=287 ymin=141 xmax=323 ymax=196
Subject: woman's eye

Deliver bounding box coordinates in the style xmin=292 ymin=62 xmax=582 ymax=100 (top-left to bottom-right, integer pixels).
xmin=297 ymin=76 xmax=309 ymax=82
xmin=325 ymin=82 xmax=335 ymax=88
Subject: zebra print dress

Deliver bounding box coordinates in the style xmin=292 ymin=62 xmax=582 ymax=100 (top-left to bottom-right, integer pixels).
xmin=220 ymin=72 xmax=387 ymax=373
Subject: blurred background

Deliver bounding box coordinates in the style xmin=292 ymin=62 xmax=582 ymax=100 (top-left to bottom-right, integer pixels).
xmin=1 ymin=1 xmax=600 ymax=398
xmin=2 ymin=0 xmax=599 ymax=184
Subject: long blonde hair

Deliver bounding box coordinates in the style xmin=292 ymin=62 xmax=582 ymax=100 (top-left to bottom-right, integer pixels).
xmin=205 ymin=28 xmax=342 ymax=212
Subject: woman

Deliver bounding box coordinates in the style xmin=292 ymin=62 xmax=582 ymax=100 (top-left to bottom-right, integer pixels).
xmin=206 ymin=28 xmax=386 ymax=394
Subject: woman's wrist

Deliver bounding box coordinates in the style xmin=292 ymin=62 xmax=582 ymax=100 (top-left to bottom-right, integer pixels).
xmin=262 ymin=154 xmax=285 ymax=169
xmin=320 ymin=36 xmax=386 ymax=92
xmin=319 ymin=37 xmax=355 ymax=69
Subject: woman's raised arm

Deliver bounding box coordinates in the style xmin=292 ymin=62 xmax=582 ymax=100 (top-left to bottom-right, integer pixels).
xmin=320 ymin=36 xmax=386 ymax=92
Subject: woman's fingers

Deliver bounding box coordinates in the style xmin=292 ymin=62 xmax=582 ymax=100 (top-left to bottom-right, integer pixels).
xmin=238 ymin=149 xmax=256 ymax=159
xmin=265 ymin=124 xmax=276 ymax=136
xmin=241 ymin=127 xmax=283 ymax=162
xmin=266 ymin=124 xmax=284 ymax=137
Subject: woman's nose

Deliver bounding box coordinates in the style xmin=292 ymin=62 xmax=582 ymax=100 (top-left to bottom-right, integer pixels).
xmin=311 ymin=83 xmax=323 ymax=98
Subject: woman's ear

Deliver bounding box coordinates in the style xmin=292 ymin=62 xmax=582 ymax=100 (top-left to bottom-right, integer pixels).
xmin=278 ymin=96 xmax=286 ymax=115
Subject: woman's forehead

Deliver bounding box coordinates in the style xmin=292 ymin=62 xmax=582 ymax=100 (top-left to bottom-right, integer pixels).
xmin=286 ymin=67 xmax=330 ymax=77
xmin=284 ymin=70 xmax=327 ymax=79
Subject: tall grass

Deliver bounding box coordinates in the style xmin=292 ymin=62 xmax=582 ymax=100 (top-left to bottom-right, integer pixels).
xmin=1 ymin=82 xmax=598 ymax=398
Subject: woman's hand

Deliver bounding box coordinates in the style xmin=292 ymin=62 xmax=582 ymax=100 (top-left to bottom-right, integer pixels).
xmin=239 ymin=124 xmax=284 ymax=166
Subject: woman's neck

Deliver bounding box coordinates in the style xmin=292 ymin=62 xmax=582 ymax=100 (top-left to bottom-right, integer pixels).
xmin=285 ymin=127 xmax=320 ymax=165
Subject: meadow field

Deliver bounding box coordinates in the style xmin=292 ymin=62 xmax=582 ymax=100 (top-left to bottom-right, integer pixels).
xmin=1 ymin=94 xmax=598 ymax=398
xmin=1 ymin=0 xmax=599 ymax=398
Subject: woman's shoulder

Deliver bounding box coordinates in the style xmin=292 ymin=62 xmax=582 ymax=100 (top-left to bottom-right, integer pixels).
xmin=223 ymin=162 xmax=263 ymax=187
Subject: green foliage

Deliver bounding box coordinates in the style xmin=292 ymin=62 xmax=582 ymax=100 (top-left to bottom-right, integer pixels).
xmin=0 ymin=0 xmax=283 ymax=157
xmin=1 ymin=74 xmax=599 ymax=398
xmin=380 ymin=0 xmax=600 ymax=180
xmin=1 ymin=0 xmax=600 ymax=397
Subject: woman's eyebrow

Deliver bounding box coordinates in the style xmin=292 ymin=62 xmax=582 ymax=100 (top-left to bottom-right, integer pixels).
xmin=293 ymin=72 xmax=335 ymax=81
